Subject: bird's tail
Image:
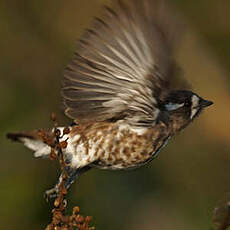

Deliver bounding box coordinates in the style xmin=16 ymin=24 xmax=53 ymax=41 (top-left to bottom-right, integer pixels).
xmin=7 ymin=130 xmax=53 ymax=158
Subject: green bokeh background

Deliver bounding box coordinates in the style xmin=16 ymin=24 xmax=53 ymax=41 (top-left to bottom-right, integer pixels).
xmin=1 ymin=0 xmax=230 ymax=229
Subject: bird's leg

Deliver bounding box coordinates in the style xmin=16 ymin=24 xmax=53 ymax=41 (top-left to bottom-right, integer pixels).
xmin=44 ymin=166 xmax=91 ymax=201
xmin=64 ymin=166 xmax=80 ymax=191
xmin=65 ymin=165 xmax=91 ymax=190
xmin=44 ymin=172 xmax=65 ymax=201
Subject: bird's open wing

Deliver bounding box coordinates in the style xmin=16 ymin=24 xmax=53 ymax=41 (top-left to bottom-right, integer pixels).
xmin=62 ymin=0 xmax=182 ymax=126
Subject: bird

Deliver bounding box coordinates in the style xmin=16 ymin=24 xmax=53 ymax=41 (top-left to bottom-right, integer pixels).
xmin=7 ymin=0 xmax=213 ymax=199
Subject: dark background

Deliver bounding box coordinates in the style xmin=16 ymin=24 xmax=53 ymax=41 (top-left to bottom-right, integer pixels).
xmin=1 ymin=0 xmax=230 ymax=229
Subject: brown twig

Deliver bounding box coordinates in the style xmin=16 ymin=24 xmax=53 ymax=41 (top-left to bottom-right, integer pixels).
xmin=41 ymin=113 xmax=95 ymax=230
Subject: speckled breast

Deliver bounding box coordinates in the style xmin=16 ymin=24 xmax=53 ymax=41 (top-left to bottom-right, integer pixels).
xmin=94 ymin=127 xmax=155 ymax=169
xmin=67 ymin=121 xmax=170 ymax=170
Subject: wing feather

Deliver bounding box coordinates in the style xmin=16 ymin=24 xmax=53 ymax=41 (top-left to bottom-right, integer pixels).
xmin=62 ymin=0 xmax=183 ymax=126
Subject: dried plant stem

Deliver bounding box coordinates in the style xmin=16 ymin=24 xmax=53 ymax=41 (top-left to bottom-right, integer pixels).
xmin=44 ymin=113 xmax=94 ymax=230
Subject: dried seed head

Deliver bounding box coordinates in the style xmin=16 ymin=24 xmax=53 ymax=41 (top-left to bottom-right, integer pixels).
xmin=60 ymin=141 xmax=68 ymax=149
xmin=81 ymin=223 xmax=87 ymax=230
xmin=53 ymin=214 xmax=61 ymax=225
xmin=76 ymin=214 xmax=85 ymax=224
xmin=45 ymin=112 xmax=95 ymax=230
xmin=55 ymin=129 xmax=61 ymax=137
xmin=50 ymin=150 xmax=57 ymax=160
xmin=85 ymin=216 xmax=92 ymax=223
xmin=63 ymin=127 xmax=70 ymax=135
xmin=54 ymin=226 xmax=60 ymax=230
xmin=54 ymin=198 xmax=61 ymax=207
xmin=61 ymin=187 xmax=67 ymax=195
xmin=73 ymin=206 xmax=80 ymax=215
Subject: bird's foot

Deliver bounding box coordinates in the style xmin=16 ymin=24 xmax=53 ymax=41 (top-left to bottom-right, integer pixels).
xmin=44 ymin=187 xmax=59 ymax=202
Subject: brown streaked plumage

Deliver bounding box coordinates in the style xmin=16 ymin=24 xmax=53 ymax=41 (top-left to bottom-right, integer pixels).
xmin=68 ymin=121 xmax=169 ymax=169
xmin=7 ymin=0 xmax=213 ymax=199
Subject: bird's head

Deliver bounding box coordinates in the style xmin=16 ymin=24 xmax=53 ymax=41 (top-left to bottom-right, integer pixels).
xmin=160 ymin=90 xmax=213 ymax=132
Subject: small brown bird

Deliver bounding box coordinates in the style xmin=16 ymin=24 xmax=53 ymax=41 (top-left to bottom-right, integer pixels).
xmin=7 ymin=0 xmax=213 ymax=199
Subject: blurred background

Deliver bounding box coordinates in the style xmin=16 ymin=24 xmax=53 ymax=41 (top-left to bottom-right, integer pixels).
xmin=1 ymin=0 xmax=230 ymax=229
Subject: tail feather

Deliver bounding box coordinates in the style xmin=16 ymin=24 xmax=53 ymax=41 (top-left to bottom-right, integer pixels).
xmin=7 ymin=132 xmax=35 ymax=142
xmin=7 ymin=131 xmax=52 ymax=158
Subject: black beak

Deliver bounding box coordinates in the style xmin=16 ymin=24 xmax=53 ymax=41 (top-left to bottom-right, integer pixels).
xmin=200 ymin=99 xmax=213 ymax=108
